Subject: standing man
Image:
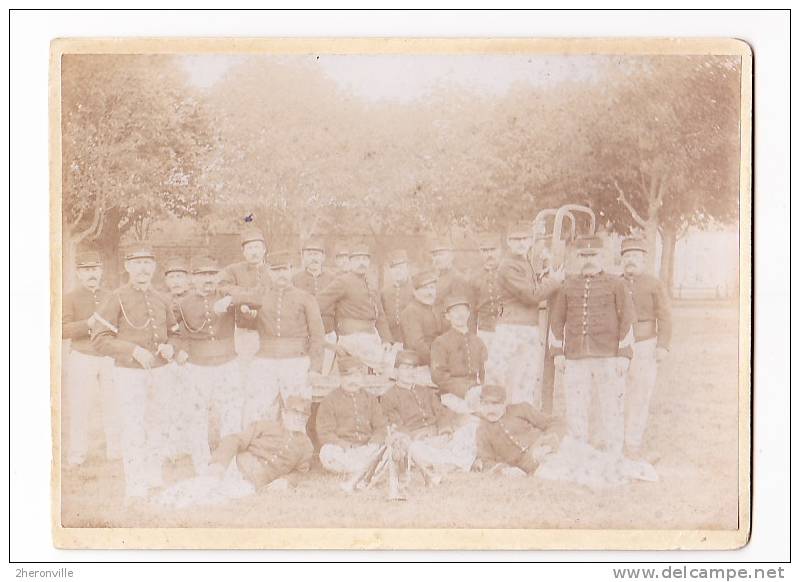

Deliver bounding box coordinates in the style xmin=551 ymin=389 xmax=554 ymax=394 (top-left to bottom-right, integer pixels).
xmin=62 ymin=250 xmax=119 ymax=466
xmin=469 ymin=234 xmax=503 ymax=379
xmin=620 ymin=238 xmax=672 ymax=458
xmin=219 ymin=226 xmax=269 ymax=359
xmin=380 ymin=249 xmax=413 ymax=346
xmin=161 ymin=255 xmax=192 ymax=459
xmin=488 ymin=222 xmax=562 ymax=407
xmin=175 ymin=255 xmax=245 ymax=473
xmin=316 ymin=244 xmax=396 ymax=374
xmin=400 ymin=269 xmax=444 ymax=367
xmin=292 ymin=237 xmax=337 ymax=373
xmin=429 ymin=237 xmax=469 ymax=323
xmin=549 ymin=236 xmax=636 ymax=459
xmin=92 ymin=244 xmax=185 ymax=501
xmin=244 ymin=250 xmax=325 ymax=426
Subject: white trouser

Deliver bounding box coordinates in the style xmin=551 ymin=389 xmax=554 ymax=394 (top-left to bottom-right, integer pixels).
xmin=563 ymin=357 xmax=626 ymax=457
xmin=408 ymin=421 xmax=478 ymax=472
xmin=234 ymin=328 xmax=260 ymax=359
xmin=243 ymin=356 xmax=311 ymax=427
xmin=486 ymin=324 xmax=542 ymax=407
xmin=625 ymin=338 xmax=658 ymax=450
xmin=177 ymin=360 xmax=244 ymax=472
xmin=477 ymin=330 xmax=497 ymax=387
xmin=319 ymin=442 xmax=382 ymax=477
xmin=321 ymin=331 xmax=338 ymax=376
xmin=113 ymin=365 xmax=172 ymax=498
xmin=337 ymin=331 xmax=399 ymax=374
xmin=65 ymin=349 xmax=120 ymax=464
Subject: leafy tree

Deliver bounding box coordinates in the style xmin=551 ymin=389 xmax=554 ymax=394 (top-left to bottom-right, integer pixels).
xmin=578 ymin=56 xmax=741 ymax=284
xmin=61 ymin=54 xmax=215 ymax=286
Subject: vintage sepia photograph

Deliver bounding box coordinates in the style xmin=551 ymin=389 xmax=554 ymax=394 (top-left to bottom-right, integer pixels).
xmin=51 ymin=38 xmax=751 ymax=549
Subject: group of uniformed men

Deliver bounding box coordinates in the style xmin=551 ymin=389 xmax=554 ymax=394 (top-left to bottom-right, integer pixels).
xmin=62 ymin=221 xmax=671 ymax=503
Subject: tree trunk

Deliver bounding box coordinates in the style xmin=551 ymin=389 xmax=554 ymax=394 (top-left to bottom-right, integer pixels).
xmin=643 ymin=219 xmax=659 ymax=275
xmin=659 ymin=225 xmax=677 ymax=296
xmin=97 ymin=207 xmax=122 ymax=288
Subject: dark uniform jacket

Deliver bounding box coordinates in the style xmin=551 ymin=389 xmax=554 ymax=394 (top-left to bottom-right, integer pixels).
xmin=249 ymin=285 xmax=325 ymax=372
xmin=381 ymin=281 xmax=414 ymax=344
xmin=63 ymin=286 xmax=110 ymax=355
xmin=219 ymin=260 xmax=270 ymax=330
xmin=175 ymin=290 xmax=237 ymax=366
xmin=497 ymin=254 xmax=561 ymax=326
xmin=315 ymin=388 xmax=387 ymax=447
xmin=469 ymin=265 xmax=502 ymax=332
xmin=92 ymin=284 xmax=182 ymax=368
xmin=381 ymin=383 xmax=454 ymax=436
xmin=476 ymin=403 xmax=550 ymax=473
xmin=399 ymin=299 xmax=445 ymax=365
xmin=211 ymin=421 xmax=313 ymax=488
xmin=430 ymin=328 xmax=488 ymax=398
xmin=315 ymin=272 xmax=392 ymax=342
xmin=292 ymin=269 xmax=336 ymax=334
xmin=549 ymin=271 xmax=636 ymax=360
xmin=622 ymin=273 xmax=672 ymax=349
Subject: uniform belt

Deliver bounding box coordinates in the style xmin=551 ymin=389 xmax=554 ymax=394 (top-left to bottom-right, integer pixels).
xmin=634 ymin=320 xmax=657 ymax=341
xmin=337 ymin=318 xmax=378 ymax=335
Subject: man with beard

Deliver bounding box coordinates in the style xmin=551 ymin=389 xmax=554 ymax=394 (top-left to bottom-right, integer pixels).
xmin=549 ymin=236 xmax=636 ymax=459
xmin=244 ymin=250 xmax=325 ymax=427
xmin=468 ymin=234 xmax=504 ymax=382
xmin=62 ymin=251 xmax=120 ymax=466
xmin=292 ymin=237 xmax=337 ymax=373
xmin=619 ymin=238 xmax=672 ymax=459
xmin=219 ymin=226 xmax=270 ymax=359
xmin=92 ymin=244 xmax=185 ymax=502
xmin=400 ymin=269 xmax=444 ymax=367
xmin=488 ymin=222 xmax=563 ymax=407
xmin=380 ymin=249 xmax=414 ymax=346
xmin=174 ymin=255 xmax=245 ymax=473
xmin=316 ymin=244 xmax=396 ymax=374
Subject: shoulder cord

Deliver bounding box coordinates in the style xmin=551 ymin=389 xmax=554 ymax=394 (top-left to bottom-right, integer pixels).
xmin=118 ymin=296 xmax=152 ymax=330
xmin=177 ymin=302 xmax=209 ymax=334
xmin=409 ymin=384 xmax=429 ymax=423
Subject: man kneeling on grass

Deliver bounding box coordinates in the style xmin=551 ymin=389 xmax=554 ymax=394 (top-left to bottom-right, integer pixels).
xmin=473 ymin=384 xmax=557 ymax=478
xmin=315 ymin=355 xmax=395 ymax=493
xmin=382 ymin=349 xmax=476 ymax=487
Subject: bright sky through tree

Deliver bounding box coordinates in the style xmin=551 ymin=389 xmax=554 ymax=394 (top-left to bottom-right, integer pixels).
xmin=180 ymin=54 xmax=606 ymax=101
